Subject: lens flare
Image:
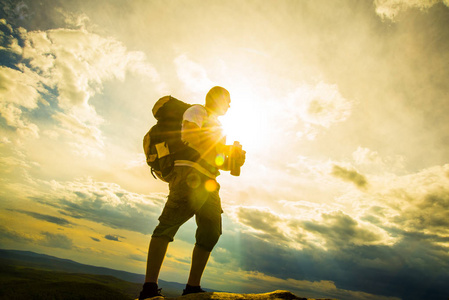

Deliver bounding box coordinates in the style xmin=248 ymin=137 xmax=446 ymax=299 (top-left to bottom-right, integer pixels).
xmin=186 ymin=173 xmax=201 ymax=188
xmin=205 ymin=179 xmax=218 ymax=192
xmin=215 ymin=153 xmax=225 ymax=166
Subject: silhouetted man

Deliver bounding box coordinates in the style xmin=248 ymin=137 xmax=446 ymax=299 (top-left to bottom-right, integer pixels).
xmin=139 ymin=86 xmax=245 ymax=299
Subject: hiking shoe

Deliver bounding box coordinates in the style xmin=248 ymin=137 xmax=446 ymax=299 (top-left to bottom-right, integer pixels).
xmin=139 ymin=282 xmax=164 ymax=299
xmin=182 ymin=284 xmax=206 ymax=295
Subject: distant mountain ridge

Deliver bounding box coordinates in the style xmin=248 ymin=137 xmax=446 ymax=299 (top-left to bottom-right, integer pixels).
xmin=0 ymin=248 xmax=146 ymax=283
xmin=1 ymin=263 xmax=139 ymax=299
xmin=0 ymin=248 xmax=188 ymax=297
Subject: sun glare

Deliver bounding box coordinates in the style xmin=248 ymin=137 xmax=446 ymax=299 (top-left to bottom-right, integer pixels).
xmin=220 ymin=94 xmax=270 ymax=155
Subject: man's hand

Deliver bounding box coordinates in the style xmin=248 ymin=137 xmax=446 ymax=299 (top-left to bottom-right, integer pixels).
xmin=238 ymin=149 xmax=246 ymax=167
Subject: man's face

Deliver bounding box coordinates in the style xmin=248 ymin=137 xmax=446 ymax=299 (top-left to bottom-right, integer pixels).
xmin=214 ymin=97 xmax=231 ymax=116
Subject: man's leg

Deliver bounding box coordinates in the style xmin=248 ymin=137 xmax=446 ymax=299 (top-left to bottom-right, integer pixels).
xmin=145 ymin=236 xmax=170 ymax=283
xmin=185 ymin=188 xmax=221 ymax=290
xmin=187 ymin=244 xmax=211 ymax=286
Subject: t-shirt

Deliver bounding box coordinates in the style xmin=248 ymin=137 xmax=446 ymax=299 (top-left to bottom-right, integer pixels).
xmin=176 ymin=105 xmax=225 ymax=178
xmin=182 ymin=104 xmax=209 ymax=129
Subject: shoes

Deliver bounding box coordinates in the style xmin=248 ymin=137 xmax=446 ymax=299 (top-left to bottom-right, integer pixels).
xmin=139 ymin=282 xmax=164 ymax=299
xmin=182 ymin=284 xmax=206 ymax=296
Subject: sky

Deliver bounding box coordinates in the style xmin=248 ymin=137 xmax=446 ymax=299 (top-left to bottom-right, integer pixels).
xmin=1 ymin=0 xmax=449 ymax=299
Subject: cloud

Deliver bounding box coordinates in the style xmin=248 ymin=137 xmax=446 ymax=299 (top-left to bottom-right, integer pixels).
xmin=12 ymin=209 xmax=73 ymax=227
xmin=0 ymin=68 xmax=41 ymax=138
xmin=331 ymin=164 xmax=368 ymax=189
xmin=353 ymin=147 xmax=385 ymax=166
xmin=285 ymin=82 xmax=352 ymax=140
xmin=0 ymin=225 xmax=73 ymax=249
xmin=352 ymin=147 xmax=406 ymax=174
xmin=90 ymin=236 xmax=100 ymax=242
xmin=211 ymin=247 xmax=233 ymax=265
xmin=355 ymin=164 xmax=449 ymax=237
xmin=127 ymin=253 xmax=146 ymax=262
xmin=0 ymin=102 xmax=39 ymax=138
xmin=35 ymin=177 xmax=166 ymax=235
xmin=174 ymin=54 xmax=214 ymax=93
xmin=231 ymin=226 xmax=448 ymax=300
xmin=51 ymin=111 xmax=104 ymax=158
xmin=40 ymin=231 xmax=73 ymax=249
xmin=235 ymin=207 xmax=289 ymax=243
xmin=104 ymin=234 xmax=123 ymax=242
xmin=301 ymin=211 xmax=388 ymax=248
xmin=0 ymin=66 xmax=40 ymax=109
xmin=368 ymin=165 xmax=449 ymax=236
xmin=374 ymin=0 xmax=449 ymax=20
xmin=231 ymin=204 xmax=391 ymax=251
xmin=0 ymin=153 xmax=38 ymax=173
xmin=1 ymin=1 xmax=31 ymax=22
xmin=222 ymin=166 xmax=449 ymax=298
xmin=0 ymin=224 xmax=35 ymax=244
xmin=233 ymin=270 xmax=401 ymax=300
xmin=295 ymin=82 xmax=351 ymax=128
xmin=18 ymin=19 xmax=159 ymax=106
xmin=0 ymin=17 xmax=159 ymax=156
xmin=26 ymin=26 xmax=158 ymax=109
xmin=392 ymin=190 xmax=449 ymax=233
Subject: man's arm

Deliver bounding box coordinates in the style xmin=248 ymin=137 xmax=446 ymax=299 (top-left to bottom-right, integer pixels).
xmin=182 ymin=120 xmax=228 ymax=168
xmin=182 ymin=120 xmax=203 ymax=152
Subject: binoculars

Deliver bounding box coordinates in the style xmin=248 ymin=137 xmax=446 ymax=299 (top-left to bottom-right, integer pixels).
xmin=228 ymin=141 xmax=245 ymax=176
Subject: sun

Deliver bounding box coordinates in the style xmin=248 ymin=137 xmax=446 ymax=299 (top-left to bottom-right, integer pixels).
xmin=220 ymin=95 xmax=270 ymax=155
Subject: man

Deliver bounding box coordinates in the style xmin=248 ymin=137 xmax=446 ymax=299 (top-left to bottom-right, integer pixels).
xmin=139 ymin=86 xmax=245 ymax=299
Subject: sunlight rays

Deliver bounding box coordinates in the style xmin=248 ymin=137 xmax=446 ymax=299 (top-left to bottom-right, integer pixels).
xmin=220 ymin=92 xmax=271 ymax=155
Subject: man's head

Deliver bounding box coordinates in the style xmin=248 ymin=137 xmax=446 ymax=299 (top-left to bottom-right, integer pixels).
xmin=205 ymin=86 xmax=231 ymax=116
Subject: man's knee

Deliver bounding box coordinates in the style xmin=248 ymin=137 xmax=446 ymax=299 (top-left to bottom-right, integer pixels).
xmin=152 ymin=222 xmax=179 ymax=243
xmin=195 ymin=229 xmax=221 ymax=252
xmin=151 ymin=234 xmax=173 ymax=243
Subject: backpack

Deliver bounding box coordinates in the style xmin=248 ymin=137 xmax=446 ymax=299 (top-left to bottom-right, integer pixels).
xmin=143 ymin=96 xmax=192 ymax=182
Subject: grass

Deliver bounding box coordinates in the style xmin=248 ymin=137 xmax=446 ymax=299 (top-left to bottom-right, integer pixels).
xmin=0 ymin=262 xmax=142 ymax=300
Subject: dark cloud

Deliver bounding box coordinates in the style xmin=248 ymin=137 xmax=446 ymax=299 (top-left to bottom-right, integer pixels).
xmin=35 ymin=181 xmax=166 ymax=235
xmin=56 ymin=196 xmax=158 ymax=234
xmin=166 ymin=254 xmax=191 ymax=266
xmin=229 ymin=185 xmax=449 ymax=300
xmin=0 ymin=0 xmax=68 ymax=30
xmin=302 ymin=211 xmax=382 ymax=248
xmin=11 ymin=209 xmax=73 ymax=227
xmin=0 ymin=224 xmax=34 ymax=243
xmin=0 ymin=0 xmax=32 ymax=23
xmin=104 ymin=234 xmax=123 ymax=242
xmin=40 ymin=231 xmax=73 ymax=249
xmin=331 ymin=165 xmax=368 ymax=188
xmin=74 ymin=191 xmax=88 ymax=199
xmin=392 ymin=190 xmax=449 ymax=233
xmin=234 ymin=230 xmax=449 ymax=300
xmin=211 ymin=248 xmax=233 ymax=265
xmin=127 ymin=254 xmax=146 ymax=262
xmin=0 ymin=20 xmax=24 ymax=70
xmin=236 ymin=207 xmax=286 ymax=240
xmin=31 ymin=197 xmax=62 ymax=209
xmin=0 ymin=225 xmax=71 ymax=249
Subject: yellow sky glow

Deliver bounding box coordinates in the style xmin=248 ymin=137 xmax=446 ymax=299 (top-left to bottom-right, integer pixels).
xmin=1 ymin=1 xmax=449 ymax=299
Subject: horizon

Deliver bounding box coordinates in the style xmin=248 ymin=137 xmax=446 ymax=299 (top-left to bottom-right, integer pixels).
xmin=1 ymin=1 xmax=449 ymax=300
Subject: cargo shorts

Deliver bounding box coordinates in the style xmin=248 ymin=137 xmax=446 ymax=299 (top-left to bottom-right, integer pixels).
xmin=152 ymin=166 xmax=222 ymax=252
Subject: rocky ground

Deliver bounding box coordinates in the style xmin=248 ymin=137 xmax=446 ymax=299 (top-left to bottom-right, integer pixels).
xmin=140 ymin=290 xmax=335 ymax=300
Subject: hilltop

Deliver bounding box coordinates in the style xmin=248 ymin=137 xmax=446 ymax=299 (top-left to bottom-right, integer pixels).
xmin=0 ymin=249 xmax=333 ymax=300
xmin=141 ymin=290 xmax=332 ymax=299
